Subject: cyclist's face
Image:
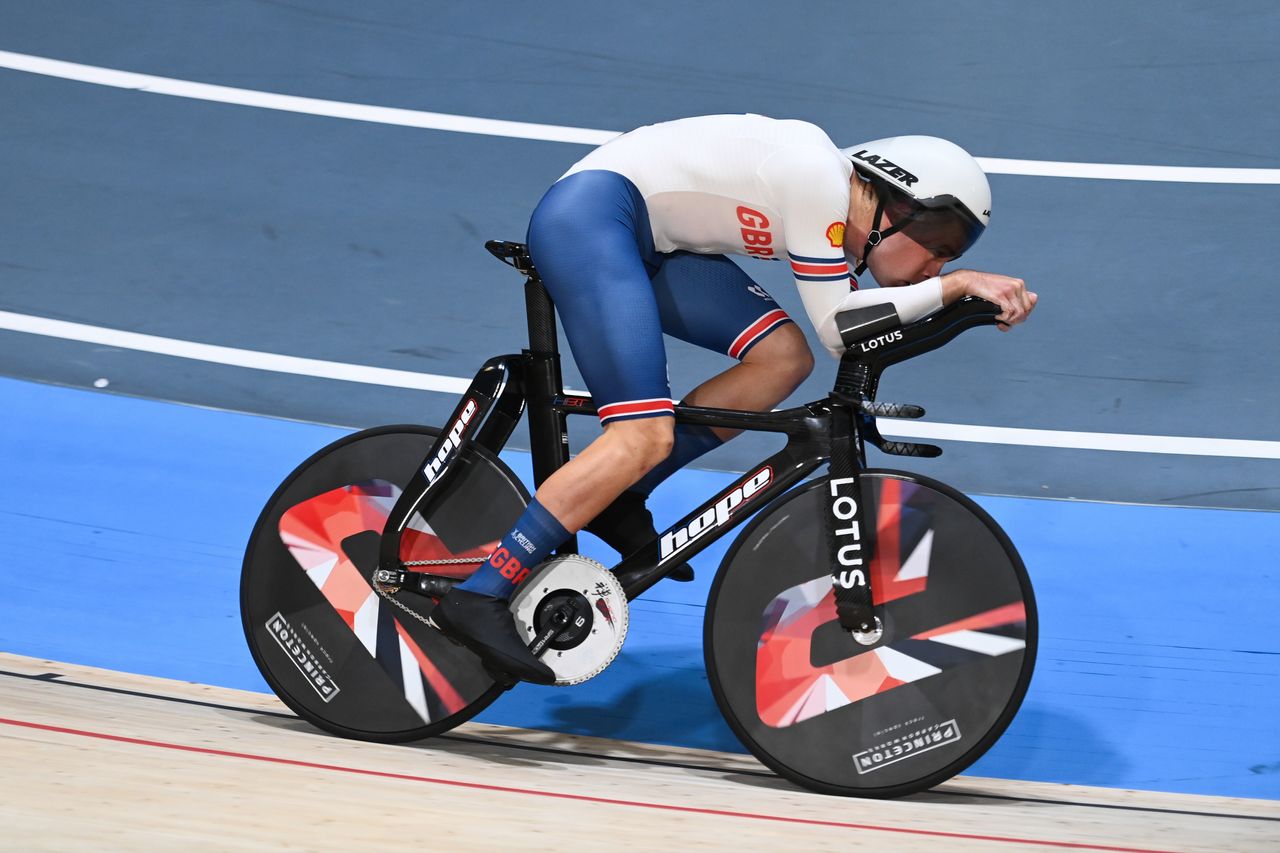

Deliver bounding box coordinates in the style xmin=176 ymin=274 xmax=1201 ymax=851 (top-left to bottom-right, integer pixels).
xmin=864 ymin=228 xmax=950 ymax=286
xmin=846 ymin=180 xmax=957 ymax=286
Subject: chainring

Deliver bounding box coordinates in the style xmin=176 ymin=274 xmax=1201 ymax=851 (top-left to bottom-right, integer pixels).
xmin=510 ymin=555 xmax=628 ymax=686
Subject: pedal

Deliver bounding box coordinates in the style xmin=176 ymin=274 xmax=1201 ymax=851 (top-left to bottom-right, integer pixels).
xmin=509 ymin=555 xmax=628 ymax=686
xmin=374 ymin=568 xmax=457 ymax=599
xmin=413 ymin=574 xmax=458 ymax=598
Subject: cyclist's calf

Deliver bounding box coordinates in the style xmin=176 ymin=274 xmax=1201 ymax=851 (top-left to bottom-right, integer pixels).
xmin=686 ymin=324 xmax=814 ymax=445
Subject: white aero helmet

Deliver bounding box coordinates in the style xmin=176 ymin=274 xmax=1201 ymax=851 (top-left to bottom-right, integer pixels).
xmin=840 ymin=135 xmax=991 ymax=275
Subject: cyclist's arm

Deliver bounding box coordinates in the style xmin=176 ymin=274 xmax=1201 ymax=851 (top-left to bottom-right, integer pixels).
xmin=797 ymin=278 xmax=944 ymax=358
xmin=762 ymin=146 xmax=947 ymax=358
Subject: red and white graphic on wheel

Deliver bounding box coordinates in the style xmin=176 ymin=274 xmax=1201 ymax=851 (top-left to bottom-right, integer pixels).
xmin=278 ymin=481 xmax=495 ymax=724
xmin=756 ymin=478 xmax=1027 ymax=728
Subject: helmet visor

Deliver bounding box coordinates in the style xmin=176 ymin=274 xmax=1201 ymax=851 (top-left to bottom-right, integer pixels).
xmin=882 ymin=190 xmax=985 ymax=260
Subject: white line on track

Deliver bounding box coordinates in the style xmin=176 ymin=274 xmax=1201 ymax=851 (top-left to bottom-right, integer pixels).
xmin=3 ymin=50 xmax=1279 ymax=185
xmin=0 ymin=310 xmax=470 ymax=395
xmin=3 ymin=309 xmax=1277 ymax=460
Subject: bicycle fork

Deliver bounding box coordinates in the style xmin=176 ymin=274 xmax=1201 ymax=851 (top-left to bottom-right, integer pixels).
xmin=827 ymin=404 xmax=881 ymax=643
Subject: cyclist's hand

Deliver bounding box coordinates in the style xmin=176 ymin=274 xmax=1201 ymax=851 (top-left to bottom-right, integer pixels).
xmin=942 ymin=270 xmax=1037 ymax=331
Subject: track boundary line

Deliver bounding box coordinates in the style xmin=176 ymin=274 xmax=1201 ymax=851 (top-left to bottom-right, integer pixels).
xmin=5 ymin=667 xmax=1272 ymax=823
xmin=2 ymin=50 xmax=1278 ymax=184
xmin=0 ymin=715 xmax=1187 ymax=852
xmin=2 ymin=309 xmax=1277 ymax=459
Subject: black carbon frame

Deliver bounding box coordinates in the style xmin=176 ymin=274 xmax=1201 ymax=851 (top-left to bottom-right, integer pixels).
xmin=377 ymin=354 xmax=529 ymax=577
xmin=379 ymin=243 xmax=1001 ymax=627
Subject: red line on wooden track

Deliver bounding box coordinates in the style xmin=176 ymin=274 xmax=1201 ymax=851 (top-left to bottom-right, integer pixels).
xmin=0 ymin=716 xmax=1178 ymax=853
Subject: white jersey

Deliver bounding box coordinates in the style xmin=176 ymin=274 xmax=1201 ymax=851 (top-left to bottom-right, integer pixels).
xmin=562 ymin=114 xmax=943 ymax=356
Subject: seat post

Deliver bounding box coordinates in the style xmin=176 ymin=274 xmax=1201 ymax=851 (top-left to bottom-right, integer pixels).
xmin=524 ymin=276 xmax=558 ymax=356
xmin=522 ymin=273 xmax=574 ymax=503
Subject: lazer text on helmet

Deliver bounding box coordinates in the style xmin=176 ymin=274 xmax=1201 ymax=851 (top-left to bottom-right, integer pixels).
xmin=850 ymin=150 xmax=919 ymax=188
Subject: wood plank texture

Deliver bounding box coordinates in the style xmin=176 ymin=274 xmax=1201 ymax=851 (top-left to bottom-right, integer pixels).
xmin=0 ymin=653 xmax=1274 ymax=852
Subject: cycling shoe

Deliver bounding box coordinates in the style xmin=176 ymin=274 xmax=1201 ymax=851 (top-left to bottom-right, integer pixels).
xmin=586 ymin=491 xmax=694 ymax=583
xmin=432 ymin=588 xmax=556 ymax=685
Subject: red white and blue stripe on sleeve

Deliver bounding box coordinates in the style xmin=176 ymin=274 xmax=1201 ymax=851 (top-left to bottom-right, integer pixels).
xmin=727 ymin=309 xmax=792 ymax=360
xmin=788 ymin=252 xmax=853 ymax=285
xmin=597 ymin=397 xmax=676 ymax=425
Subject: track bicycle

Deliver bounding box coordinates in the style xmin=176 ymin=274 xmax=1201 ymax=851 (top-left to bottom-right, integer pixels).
xmin=241 ymin=240 xmax=1036 ymax=798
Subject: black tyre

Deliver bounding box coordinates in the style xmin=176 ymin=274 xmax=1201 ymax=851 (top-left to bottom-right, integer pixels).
xmin=241 ymin=426 xmax=529 ymax=742
xmin=705 ymin=470 xmax=1036 ymax=798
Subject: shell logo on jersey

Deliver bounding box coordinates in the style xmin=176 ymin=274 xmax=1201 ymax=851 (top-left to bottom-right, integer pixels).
xmin=826 ymin=221 xmax=845 ymax=248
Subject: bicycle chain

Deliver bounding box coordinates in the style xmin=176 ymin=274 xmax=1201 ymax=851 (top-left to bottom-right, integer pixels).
xmin=370 ymin=556 xmax=486 ymax=628
xmin=371 ymin=575 xmax=434 ymax=627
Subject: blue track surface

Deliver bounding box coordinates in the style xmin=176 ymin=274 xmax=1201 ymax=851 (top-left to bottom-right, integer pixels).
xmin=2 ymin=0 xmax=1278 ymax=508
xmin=3 ymin=377 xmax=1276 ymax=798
xmin=3 ymin=0 xmax=1278 ymax=804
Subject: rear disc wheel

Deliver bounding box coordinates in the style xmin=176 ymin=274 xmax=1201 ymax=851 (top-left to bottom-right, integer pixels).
xmin=241 ymin=425 xmax=529 ymax=742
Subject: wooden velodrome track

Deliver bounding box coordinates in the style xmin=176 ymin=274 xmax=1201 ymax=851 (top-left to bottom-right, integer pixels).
xmin=0 ymin=654 xmax=1274 ymax=851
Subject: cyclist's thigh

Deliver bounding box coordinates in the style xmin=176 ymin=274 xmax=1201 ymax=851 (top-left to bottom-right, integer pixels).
xmin=650 ymin=251 xmax=796 ymax=361
xmin=527 ymin=170 xmax=673 ymax=425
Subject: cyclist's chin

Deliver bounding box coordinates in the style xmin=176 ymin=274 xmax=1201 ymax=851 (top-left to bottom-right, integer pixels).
xmin=866 ymin=259 xmax=911 ymax=288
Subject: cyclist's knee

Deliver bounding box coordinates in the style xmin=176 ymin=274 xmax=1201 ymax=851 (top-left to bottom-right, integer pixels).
xmin=604 ymin=417 xmax=676 ymax=473
xmin=744 ymin=323 xmax=814 ymax=388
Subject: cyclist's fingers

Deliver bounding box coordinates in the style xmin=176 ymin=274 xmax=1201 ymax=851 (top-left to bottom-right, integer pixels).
xmin=988 ymin=293 xmax=1015 ymax=324
xmin=999 ymin=292 xmax=1023 ymax=324
xmin=1018 ymin=283 xmax=1034 ymax=315
xmin=971 ymin=273 xmax=1031 ymax=328
xmin=1020 ymin=289 xmax=1038 ymax=320
xmin=1002 ymin=292 xmax=1032 ymax=326
xmin=1004 ymin=278 xmax=1029 ymax=316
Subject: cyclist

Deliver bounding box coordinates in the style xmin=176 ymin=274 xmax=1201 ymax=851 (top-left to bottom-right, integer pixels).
xmin=433 ymin=114 xmax=1037 ymax=683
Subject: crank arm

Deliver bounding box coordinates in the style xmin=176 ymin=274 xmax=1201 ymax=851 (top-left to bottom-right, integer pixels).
xmin=372 ymin=569 xmax=460 ymax=599
xmin=526 ymin=599 xmax=584 ymax=658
